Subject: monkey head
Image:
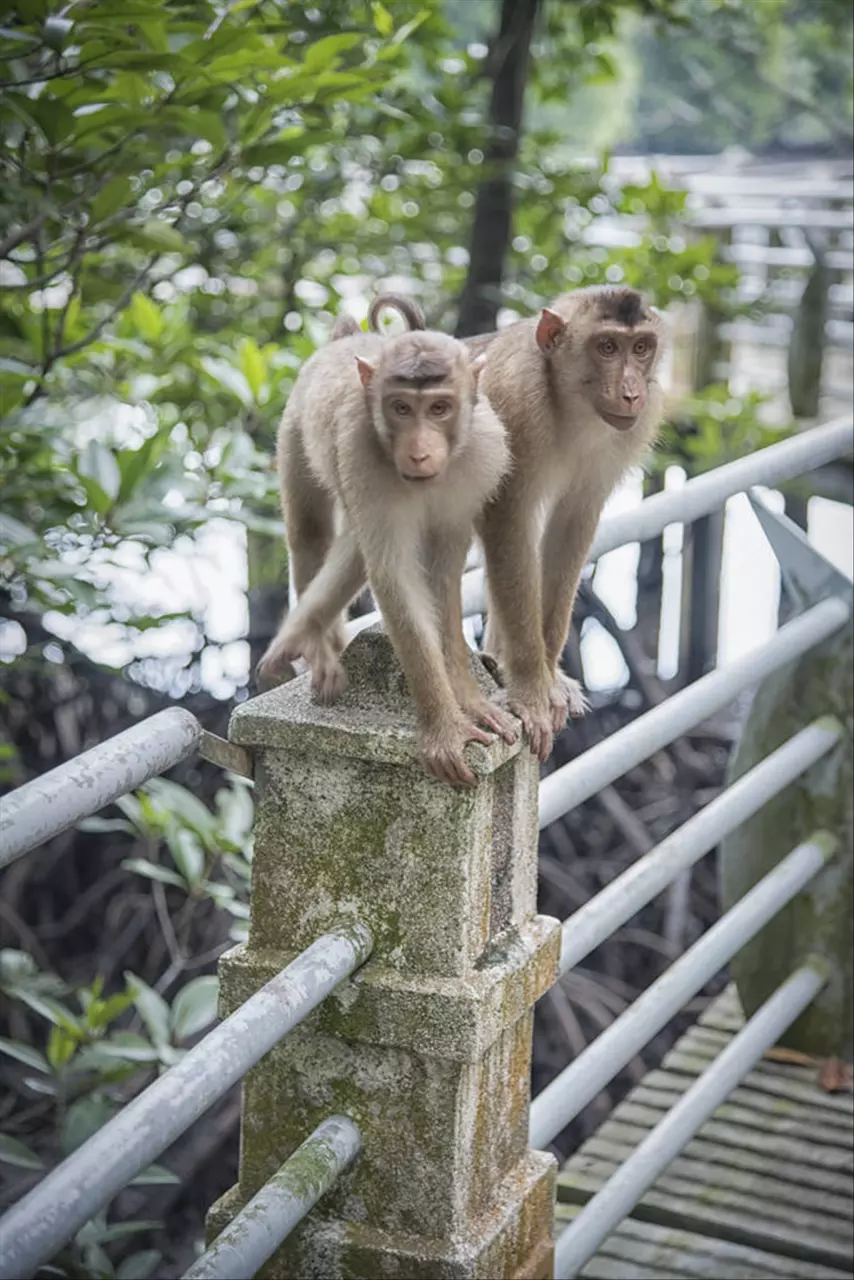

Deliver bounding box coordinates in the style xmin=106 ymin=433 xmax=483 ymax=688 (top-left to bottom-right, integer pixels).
xmin=355 ymin=332 xmax=485 ymax=483
xmin=535 ymin=286 xmax=665 ymax=431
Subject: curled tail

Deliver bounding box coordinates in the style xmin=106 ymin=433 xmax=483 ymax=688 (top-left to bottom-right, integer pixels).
xmin=368 ymin=292 xmax=426 ymax=333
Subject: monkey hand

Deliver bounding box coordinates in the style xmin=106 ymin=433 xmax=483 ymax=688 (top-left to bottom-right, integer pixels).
xmin=273 ymin=620 xmax=347 ymax=706
xmin=256 ymin=643 xmax=298 ymax=691
xmin=504 ymin=683 xmax=554 ymax=763
xmin=458 ymin=693 xmax=519 ymax=745
xmin=548 ymin=671 xmax=589 ymax=733
xmin=419 ymin=718 xmax=496 ymax=789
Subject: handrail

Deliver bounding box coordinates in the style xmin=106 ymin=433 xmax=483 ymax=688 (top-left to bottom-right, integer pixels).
xmin=456 ymin=414 xmax=854 ymax=620
xmin=553 ymin=960 xmax=828 ymax=1280
xmin=183 ymin=1116 xmax=362 ymax=1280
xmin=0 ymin=926 xmax=373 ymax=1280
xmin=539 ymin=597 xmax=850 ymax=829
xmin=0 ymin=708 xmax=203 ymax=869
xmin=557 ymin=717 xmax=842 ymax=975
xmin=529 ymin=832 xmax=837 ymax=1151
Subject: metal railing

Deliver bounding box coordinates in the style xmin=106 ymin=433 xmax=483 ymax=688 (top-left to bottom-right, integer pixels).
xmin=0 ymin=414 xmax=851 ymax=1280
xmin=0 ymin=927 xmax=373 ymax=1280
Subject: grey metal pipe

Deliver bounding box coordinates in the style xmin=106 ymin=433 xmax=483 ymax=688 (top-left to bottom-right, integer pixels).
xmin=455 ymin=415 xmax=853 ymax=619
xmin=529 ymin=833 xmax=836 ymax=1151
xmin=553 ymin=961 xmax=827 ymax=1279
xmin=183 ymin=1115 xmax=362 ymax=1280
xmin=539 ymin=597 xmax=849 ymax=830
xmin=0 ymin=926 xmax=373 ymax=1280
xmin=559 ymin=718 xmax=841 ymax=974
xmin=0 ymin=707 xmax=203 ymax=868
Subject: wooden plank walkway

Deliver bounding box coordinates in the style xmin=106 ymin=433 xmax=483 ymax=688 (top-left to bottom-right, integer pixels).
xmin=557 ymin=985 xmax=854 ymax=1279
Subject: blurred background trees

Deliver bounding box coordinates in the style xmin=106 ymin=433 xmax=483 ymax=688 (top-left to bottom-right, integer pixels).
xmin=1 ymin=0 xmax=852 ymax=1274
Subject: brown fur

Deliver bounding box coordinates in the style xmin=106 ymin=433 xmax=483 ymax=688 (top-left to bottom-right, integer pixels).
xmin=258 ymin=325 xmax=517 ymax=787
xmin=473 ymin=285 xmax=667 ymax=760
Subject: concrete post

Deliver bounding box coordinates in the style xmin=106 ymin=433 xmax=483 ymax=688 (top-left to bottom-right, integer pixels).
xmin=207 ymin=627 xmax=560 ymax=1278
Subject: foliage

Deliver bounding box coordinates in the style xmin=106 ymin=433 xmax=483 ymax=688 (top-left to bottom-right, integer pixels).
xmin=630 ymin=0 xmax=854 ymax=154
xmin=0 ymin=943 xmax=223 ymax=1278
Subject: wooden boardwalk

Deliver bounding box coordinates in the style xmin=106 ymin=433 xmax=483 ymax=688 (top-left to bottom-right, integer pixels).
xmin=557 ymin=986 xmax=854 ymax=1279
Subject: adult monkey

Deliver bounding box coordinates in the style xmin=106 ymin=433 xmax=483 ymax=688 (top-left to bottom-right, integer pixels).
xmin=470 ymin=285 xmax=667 ymax=761
xmin=258 ymin=316 xmax=517 ymax=787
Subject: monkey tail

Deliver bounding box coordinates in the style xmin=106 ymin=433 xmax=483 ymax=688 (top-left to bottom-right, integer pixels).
xmin=368 ymin=293 xmax=426 ymax=333
xmin=330 ymin=314 xmax=361 ymax=341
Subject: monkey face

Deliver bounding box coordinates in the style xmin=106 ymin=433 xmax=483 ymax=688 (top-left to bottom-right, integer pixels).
xmin=381 ymin=387 xmax=461 ymax=481
xmin=535 ymin=288 xmax=664 ymax=433
xmin=585 ymin=328 xmax=658 ymax=430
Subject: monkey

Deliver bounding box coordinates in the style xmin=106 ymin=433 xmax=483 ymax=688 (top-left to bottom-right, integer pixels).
xmin=257 ymin=319 xmax=518 ymax=787
xmin=468 ymin=285 xmax=667 ymax=763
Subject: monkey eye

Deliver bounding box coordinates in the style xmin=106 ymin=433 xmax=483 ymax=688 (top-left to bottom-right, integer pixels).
xmin=598 ymin=338 xmax=619 ymax=357
xmin=391 ymin=400 xmax=412 ymax=416
xmin=429 ymin=400 xmax=451 ymax=417
xmin=633 ymin=337 xmax=652 ymax=356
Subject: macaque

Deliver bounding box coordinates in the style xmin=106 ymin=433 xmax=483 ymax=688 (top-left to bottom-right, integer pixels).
xmin=469 ymin=285 xmax=667 ymax=762
xmin=258 ymin=315 xmax=517 ymax=786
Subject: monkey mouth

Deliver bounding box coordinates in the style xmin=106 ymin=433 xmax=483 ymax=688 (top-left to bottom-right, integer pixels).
xmin=599 ymin=410 xmax=639 ymax=431
xmin=401 ymin=472 xmax=439 ymax=482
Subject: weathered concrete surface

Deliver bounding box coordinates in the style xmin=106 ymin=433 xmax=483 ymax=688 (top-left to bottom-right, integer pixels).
xmin=211 ymin=629 xmax=559 ymax=1277
xmin=720 ymin=617 xmax=853 ymax=1061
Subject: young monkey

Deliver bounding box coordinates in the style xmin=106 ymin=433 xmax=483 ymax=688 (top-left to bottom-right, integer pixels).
xmin=470 ymin=285 xmax=667 ymax=762
xmin=258 ymin=313 xmax=517 ymax=787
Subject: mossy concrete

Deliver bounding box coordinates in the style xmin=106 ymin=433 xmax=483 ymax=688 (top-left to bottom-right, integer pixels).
xmin=720 ymin=617 xmax=853 ymax=1061
xmin=212 ymin=629 xmax=559 ymax=1277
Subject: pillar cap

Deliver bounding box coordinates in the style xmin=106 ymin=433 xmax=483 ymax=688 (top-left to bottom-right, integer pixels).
xmin=230 ymin=627 xmax=522 ymax=775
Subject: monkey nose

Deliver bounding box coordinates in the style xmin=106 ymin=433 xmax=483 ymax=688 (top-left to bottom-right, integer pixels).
xmin=409 ymin=452 xmax=429 ymax=465
xmin=621 ymin=389 xmax=641 ymax=408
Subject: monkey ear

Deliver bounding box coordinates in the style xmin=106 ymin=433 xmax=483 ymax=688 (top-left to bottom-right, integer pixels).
xmin=535 ymin=308 xmax=566 ymax=353
xmin=470 ymin=352 xmax=488 ymax=388
xmin=355 ymin=356 xmax=375 ymax=387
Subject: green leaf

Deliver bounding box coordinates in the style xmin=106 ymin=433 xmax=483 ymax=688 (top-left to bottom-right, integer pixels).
xmin=372 ymin=1 xmax=394 ymax=36
xmin=77 ymin=441 xmax=121 ymax=507
xmin=392 ymin=9 xmax=430 ymax=44
xmin=13 ymin=991 xmax=82 ymax=1035
xmin=120 ymin=859 xmax=187 ymax=890
xmin=199 ymin=356 xmax=253 ymax=408
xmin=117 ymin=1250 xmax=163 ymax=1280
xmin=122 ymin=220 xmax=188 ymax=253
xmin=238 ymin=337 xmax=265 ymax=400
xmin=302 ymin=32 xmax=363 ymax=72
xmin=77 ymin=1219 xmax=160 ymax=1247
xmin=129 ymin=1164 xmax=180 ymax=1186
xmin=129 ymin=292 xmax=163 ymax=343
xmin=0 ymin=1133 xmax=44 ymax=1170
xmin=61 ymin=1096 xmax=114 ymax=1154
xmin=165 ymin=826 xmax=204 ymax=886
xmin=90 ymin=176 xmax=131 ymax=225
xmin=124 ymin=970 xmax=170 ymax=1047
xmin=47 ymin=1024 xmax=78 ymax=1071
xmin=0 ymin=1037 xmax=49 ymax=1073
xmin=170 ymin=975 xmax=219 ymax=1041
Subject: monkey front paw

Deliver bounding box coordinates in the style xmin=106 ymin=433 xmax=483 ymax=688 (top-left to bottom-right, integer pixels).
xmin=548 ymin=671 xmax=589 ymax=733
xmin=277 ymin=624 xmax=347 ymax=705
xmin=256 ymin=645 xmax=298 ymax=691
xmin=505 ymin=687 xmax=554 ymax=763
xmin=419 ymin=720 xmax=495 ymax=789
xmin=461 ymin=695 xmax=519 ymax=745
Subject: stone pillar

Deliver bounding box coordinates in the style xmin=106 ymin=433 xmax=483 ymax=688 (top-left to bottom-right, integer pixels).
xmin=207 ymin=628 xmax=560 ymax=1279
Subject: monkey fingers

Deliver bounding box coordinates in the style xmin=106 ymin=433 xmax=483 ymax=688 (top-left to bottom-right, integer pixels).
xmin=256 ymin=641 xmax=298 ymax=690
xmin=463 ymin=696 xmax=519 ymax=745
xmin=419 ymin=720 xmax=494 ymax=789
